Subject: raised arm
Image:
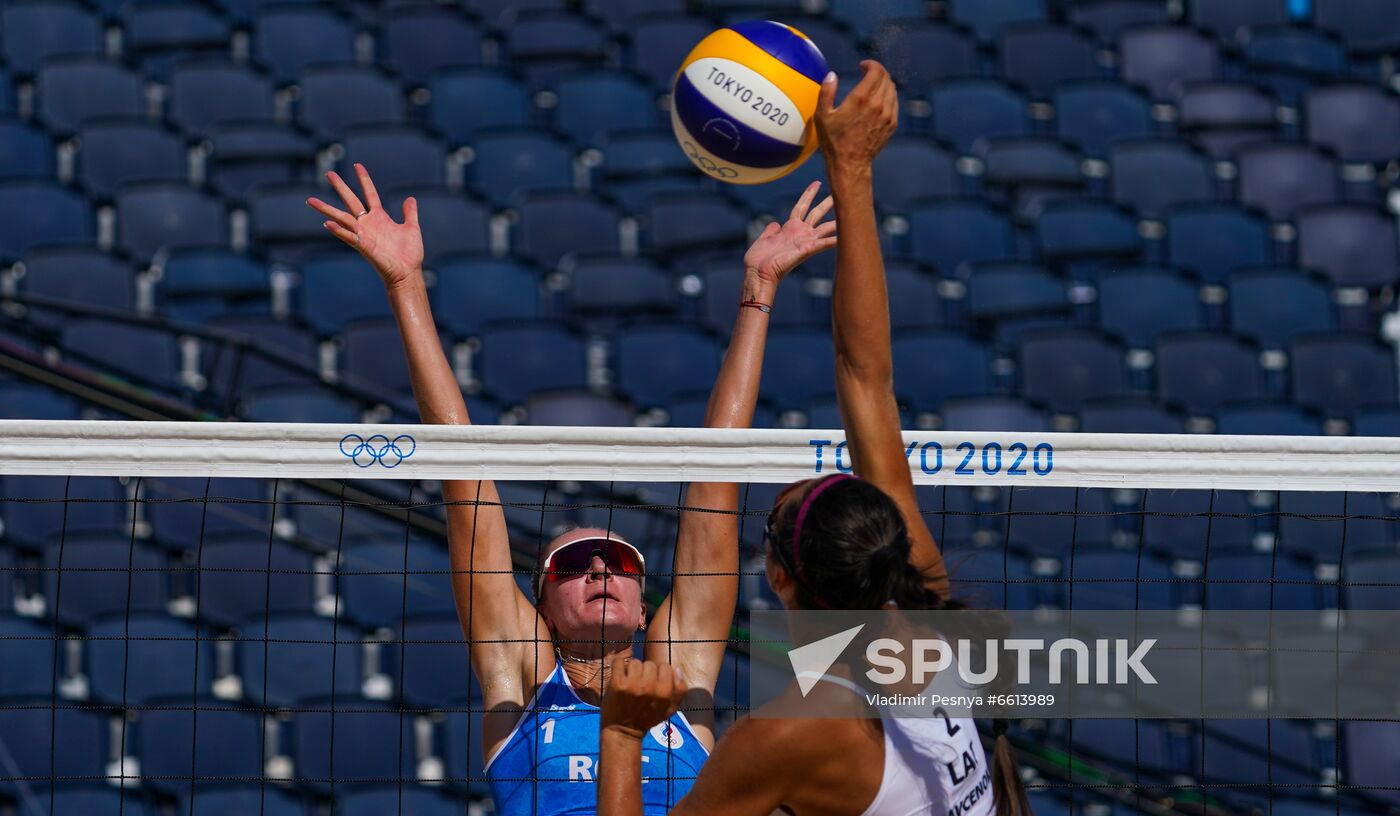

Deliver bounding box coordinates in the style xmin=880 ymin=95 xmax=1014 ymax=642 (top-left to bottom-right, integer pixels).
xmin=645 ymin=184 xmax=837 ymax=709
xmin=817 ymin=64 xmax=948 ymax=597
xmin=307 ymin=166 xmax=539 ymax=696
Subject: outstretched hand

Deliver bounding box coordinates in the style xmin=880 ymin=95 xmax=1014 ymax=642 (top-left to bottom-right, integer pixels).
xmin=306 ymin=164 xmax=425 ymax=287
xmin=744 ymin=181 xmax=837 ymax=287
xmin=815 ymin=61 xmax=900 ymax=171
xmin=600 ymin=656 xmax=688 ymax=740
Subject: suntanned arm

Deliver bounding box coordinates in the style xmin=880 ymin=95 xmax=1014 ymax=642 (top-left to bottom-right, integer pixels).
xmin=646 ymin=185 xmax=837 ymax=727
xmin=307 ymin=166 xmax=540 ymax=703
xmin=819 ymin=64 xmax=949 ymax=597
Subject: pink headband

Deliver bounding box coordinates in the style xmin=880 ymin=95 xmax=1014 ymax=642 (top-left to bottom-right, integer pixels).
xmin=789 ymin=473 xmax=858 ymax=609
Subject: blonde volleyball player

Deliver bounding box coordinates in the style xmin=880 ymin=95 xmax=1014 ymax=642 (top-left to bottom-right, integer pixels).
xmin=305 ymin=170 xmax=837 ymax=813
xmin=596 ymin=62 xmax=1032 ymax=816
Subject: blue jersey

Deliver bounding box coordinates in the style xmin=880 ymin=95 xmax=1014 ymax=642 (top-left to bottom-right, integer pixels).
xmin=485 ymin=664 xmax=710 ymax=815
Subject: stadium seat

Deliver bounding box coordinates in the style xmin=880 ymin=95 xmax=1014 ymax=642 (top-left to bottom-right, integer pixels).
xmin=238 ymin=614 xmax=363 ymax=707
xmin=516 ymin=192 xmax=623 ymax=270
xmin=179 ymin=785 xmax=308 ymax=816
xmin=1227 ymin=268 xmax=1334 ymax=350
xmin=1079 ymin=397 xmax=1187 ymax=433
xmin=87 ymin=615 xmax=217 ymax=703
xmin=76 ymin=120 xmax=188 ymax=199
xmin=20 ymin=247 xmax=135 ymax=323
xmin=780 ymin=19 xmax=862 ymax=76
xmin=585 ymin=0 xmax=686 ymax=30
xmin=1156 ymin=332 xmax=1266 ymax=416
xmin=947 ymin=549 xmax=1036 ymax=609
xmin=428 ymin=69 xmax=532 ymax=146
xmin=871 ymin=138 xmax=960 ymax=213
xmin=942 ymin=396 xmax=1052 ymax=432
xmin=297 ymin=67 xmax=406 ymax=141
xmin=1305 ymin=84 xmax=1400 ymax=166
xmin=907 ymin=200 xmax=1017 ymax=276
xmin=380 ymin=7 xmax=483 ymax=86
xmin=889 ymin=330 xmax=994 ymax=414
xmin=62 ymin=320 xmax=180 ymax=389
xmin=243 ymin=386 xmax=361 ymax=423
xmin=1052 ymin=81 xmax=1155 ymax=158
xmin=552 ymin=71 xmax=660 ymax=147
xmin=980 ymin=137 xmax=1087 ymax=220
xmin=1216 ymin=402 xmax=1323 ymax=436
xmin=477 ymin=323 xmax=588 ymax=407
xmin=760 ymin=328 xmax=836 ymax=409
xmin=1343 ymin=553 xmax=1400 ymax=610
xmin=155 ymin=247 xmax=269 ymax=322
xmin=697 ymin=261 xmax=813 ymax=333
xmin=207 ymin=124 xmax=317 ymax=200
xmin=0 ymin=615 xmax=57 ymax=698
xmin=504 ymin=12 xmax=607 ymax=82
xmin=340 ymin=128 xmax=446 ymax=191
xmin=341 ymin=787 xmax=466 ymax=816
xmin=597 ymin=129 xmax=704 ymax=211
xmin=0 ymin=181 xmax=92 ymax=260
xmin=0 ymin=1 xmax=104 ymax=76
xmin=948 ymin=0 xmax=1046 ymax=43
xmin=1109 ymin=140 xmax=1216 ymax=219
xmin=341 ymin=318 xmax=423 ymax=396
xmin=432 ymin=257 xmax=540 ymax=337
xmin=253 ymin=7 xmax=356 ymax=84
xmin=873 ymin=21 xmax=980 ymax=87
xmin=1142 ymin=489 xmax=1259 ymax=559
xmin=143 ymin=476 xmax=273 ymax=547
xmin=612 ymin=324 xmax=720 ymax=410
xmin=567 ymin=257 xmax=675 ymax=320
xmin=43 ymin=538 xmax=170 ymax=624
xmin=885 ymin=263 xmax=944 ymax=330
xmin=0 ymin=475 xmax=126 ymax=543
xmin=645 ymin=192 xmax=748 ymax=258
xmin=1189 ymin=0 xmax=1288 ymax=44
xmin=1019 ymin=328 xmax=1129 ymax=413
xmin=1165 ymin=204 xmax=1272 ymax=284
xmin=829 ymin=0 xmax=926 ymax=39
xmin=1236 ymin=142 xmax=1340 ymax=223
xmin=117 ymin=184 xmax=229 ymax=261
xmin=1177 ymin=82 xmax=1280 ymax=159
xmin=136 ymin=700 xmax=268 ymax=798
xmin=1096 ymin=267 xmax=1203 ymax=349
xmin=0 ymin=119 xmax=56 ymax=180
xmin=998 ymin=23 xmax=1101 ymax=99
xmin=339 ymin=538 xmax=455 ymax=628
xmin=525 ymin=389 xmax=633 ymax=426
xmin=1069 ymin=0 xmax=1169 ymax=44
xmin=386 ymin=189 xmax=491 ymax=266
xmin=1291 ymin=334 xmax=1397 ymax=417
xmin=192 ymin=536 xmax=319 ymax=625
xmin=0 ymin=382 xmax=81 ymax=420
xmin=205 ymin=315 xmax=321 ymax=396
xmin=443 ymin=702 xmax=490 ymax=795
xmin=929 ymin=80 xmax=1031 ymax=155
xmin=1345 ymin=721 xmax=1400 ymax=805
xmin=626 ymin=14 xmax=714 ymax=88
xmin=1034 ymin=199 xmax=1141 ymax=265
xmin=124 ymin=5 xmax=231 ymax=77
xmin=168 ymin=61 xmax=277 ymax=135
xmin=1244 ymin=26 xmax=1347 ymax=105
xmin=1296 ymin=205 xmax=1400 ymax=289
xmin=963 ymin=263 xmax=1068 ymax=330
xmin=1314 ymin=0 xmax=1400 ymax=55
xmin=472 ymin=0 xmax=568 ymax=28
xmin=1007 ymin=486 xmax=1117 ymax=555
xmin=1066 ymin=719 xmax=1178 ymax=774
xmin=1278 ymin=491 xmax=1394 ymax=561
xmin=1205 ymin=551 xmax=1324 ymax=609
xmin=470 ymin=128 xmax=574 ymax=206
xmin=291 ymin=699 xmax=418 ymax=790
xmin=1069 ymin=549 xmax=1178 ymax=609
xmin=0 ymin=703 xmax=107 ymax=791
xmin=1119 ymin=24 xmax=1222 ymax=100
xmin=299 ymin=253 xmax=393 ymax=335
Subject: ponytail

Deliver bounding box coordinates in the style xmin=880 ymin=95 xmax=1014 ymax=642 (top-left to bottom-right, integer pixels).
xmin=884 ymin=553 xmax=956 ymax=611
xmin=991 ymin=720 xmax=1031 ymax=816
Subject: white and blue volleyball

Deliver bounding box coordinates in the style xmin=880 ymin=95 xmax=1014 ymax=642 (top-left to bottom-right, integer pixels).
xmin=671 ymin=21 xmax=828 ymax=185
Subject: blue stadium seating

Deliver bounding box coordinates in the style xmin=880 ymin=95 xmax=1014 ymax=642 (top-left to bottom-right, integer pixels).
xmin=443 ymin=703 xmax=490 ymax=794
xmin=37 ymin=58 xmax=147 ymax=135
xmin=1345 ymin=720 xmax=1400 ymax=805
xmin=206 ymin=315 xmax=321 ymax=395
xmin=947 ymin=548 xmax=1036 ymax=609
xmin=505 ymin=12 xmax=607 ymax=83
xmin=998 ymin=23 xmax=1101 ymax=99
xmin=341 ymin=319 xmax=417 ymax=396
xmin=473 ymin=0 xmax=569 ymax=28
xmin=136 ymin=701 xmax=268 ymax=797
xmin=117 ymin=184 xmax=229 ymax=261
xmin=874 ymin=21 xmax=980 ymax=87
xmin=1305 ymin=84 xmax=1400 ymax=166
xmin=1216 ymin=402 xmax=1323 ymax=435
xmin=339 ymin=538 xmax=456 ymax=628
xmin=238 ymin=614 xmax=363 ymax=707
xmin=1228 ymin=268 xmax=1335 ymax=350
xmin=1155 ymin=332 xmax=1266 ymax=415
xmin=1119 ymin=24 xmax=1222 ymax=100
xmin=1245 ymin=26 xmax=1347 ymax=105
xmin=340 ymin=128 xmax=447 ymax=191
xmin=207 ymin=124 xmax=318 ymax=200
xmin=29 ymin=786 xmax=156 ymax=816
xmin=1078 ymin=397 xmax=1186 ymax=433
xmin=20 ymin=247 xmax=136 ymax=324
xmin=1096 ymin=267 xmax=1203 ymax=349
xmin=156 ymin=247 xmax=269 ymax=322
xmin=1343 ymin=552 xmax=1400 ymax=611
xmin=1006 ymin=486 xmax=1116 ymax=555
xmin=180 ymin=786 xmax=309 ymax=816
xmin=1237 ymin=142 xmax=1340 ymax=223
xmin=646 ymin=191 xmax=748 ymax=259
xmin=243 ymin=386 xmax=361 ymax=423
xmin=0 ymin=475 xmax=126 ymax=543
xmin=829 ymin=0 xmax=926 ymax=39
xmin=885 ymin=263 xmax=944 ymax=330
xmin=1 ymin=1 xmax=104 ymax=76
xmin=908 ymin=200 xmax=1018 ymax=275
xmin=380 ymin=7 xmax=483 ymax=86
xmin=760 ymin=328 xmax=836 ymax=409
xmin=477 ymin=323 xmax=588 ymax=406
xmin=1110 ymin=140 xmax=1216 ymax=219
xmin=626 ymin=14 xmax=713 ymax=88
xmin=1205 ymin=552 xmax=1322 ymax=609
xmin=1314 ymin=0 xmax=1400 ymax=55
xmin=891 ymin=330 xmax=995 ymax=412
xmin=428 ymin=69 xmax=532 ymax=147
xmin=1177 ymin=82 xmax=1280 ymax=159
xmin=1278 ymin=491 xmax=1394 ymax=561
xmin=298 ymin=67 xmax=407 ymax=141
xmin=930 ymin=80 xmax=1031 ymax=155
xmin=941 ymin=395 xmax=1051 ymax=432
xmin=169 ymin=61 xmax=277 ymax=136
xmin=192 ymin=537 xmax=319 ymax=625
xmin=1069 ymin=549 xmax=1178 ymax=609
xmin=872 ymin=139 xmax=960 ymax=213
xmin=0 ymin=615 xmax=57 ymax=698
xmin=431 ymin=257 xmax=541 ymax=337
xmin=253 ymin=7 xmax=356 ymax=84
xmin=949 ymin=0 xmax=1047 ymax=44
xmin=614 ymin=324 xmax=721 ymax=410
xmin=87 ymin=615 xmax=217 ymax=704
xmin=1141 ymin=489 xmax=1258 ymax=560
xmin=470 ymin=128 xmax=573 ymax=206
xmin=552 ymin=72 xmax=660 ymax=147
xmin=341 ymin=787 xmax=467 ymax=816
xmin=1190 ymin=0 xmax=1289 ymax=43
xmin=597 ymin=129 xmax=703 ymax=210
xmin=567 ymin=257 xmax=676 ymax=320
xmin=0 ymin=705 xmax=109 ymax=793
xmin=526 ymin=389 xmax=634 ymax=426
xmin=516 ymin=192 xmax=623 ymax=269
xmin=43 ymin=538 xmax=170 ymax=625
xmin=980 ymin=137 xmax=1086 ymax=219
xmin=0 ymin=181 xmax=93 ymax=259
xmin=76 ymin=120 xmax=188 ymax=199
xmin=0 ymin=119 xmax=56 ymax=180
xmin=299 ymin=253 xmax=392 ymax=335
xmin=1019 ymin=328 xmax=1128 ymax=413
xmin=963 ymin=263 xmax=1068 ymax=330
xmin=62 ymin=320 xmax=180 ymax=389
xmin=291 ymin=700 xmax=418 ymax=791
xmin=1069 ymin=1 xmax=1170 ymax=44
xmin=1052 ymin=81 xmax=1156 ymax=158
xmin=1034 ymin=199 xmax=1141 ymax=266
xmin=1165 ymin=204 xmax=1272 ymax=284
xmin=1291 ymin=334 xmax=1397 ymax=417
xmin=124 ymin=5 xmax=230 ymax=77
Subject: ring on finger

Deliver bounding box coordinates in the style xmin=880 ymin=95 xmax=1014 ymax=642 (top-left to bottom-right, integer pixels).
xmin=355 ymin=210 xmax=369 ymax=219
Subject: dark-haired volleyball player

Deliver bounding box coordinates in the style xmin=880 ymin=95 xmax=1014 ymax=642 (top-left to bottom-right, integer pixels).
xmin=305 ymin=171 xmax=838 ymax=813
xmin=597 ymin=62 xmax=1031 ymax=816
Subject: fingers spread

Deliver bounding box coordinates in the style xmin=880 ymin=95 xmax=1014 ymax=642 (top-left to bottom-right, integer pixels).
xmin=324 ymin=221 xmax=360 ymax=249
xmin=789 ymin=181 xmax=821 ymax=223
xmin=327 ymin=171 xmax=366 ymax=216
xmin=814 ymin=219 xmax=837 ymax=238
xmin=307 ymin=197 xmax=357 ymax=230
xmin=355 ymin=163 xmax=383 ymax=211
xmin=813 ymin=236 xmax=838 ymax=253
xmin=806 ymin=194 xmax=835 ymax=226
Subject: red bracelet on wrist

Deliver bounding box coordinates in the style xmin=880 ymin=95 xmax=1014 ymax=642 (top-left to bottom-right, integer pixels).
xmin=740 ymin=300 xmax=772 ymax=314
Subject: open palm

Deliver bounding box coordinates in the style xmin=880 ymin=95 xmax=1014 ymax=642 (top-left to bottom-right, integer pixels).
xmin=743 ymin=181 xmax=838 ymax=286
xmin=306 ymin=163 xmax=425 ymax=287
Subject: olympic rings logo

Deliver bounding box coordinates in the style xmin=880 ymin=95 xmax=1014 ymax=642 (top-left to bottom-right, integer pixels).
xmin=681 ymin=140 xmax=740 ymax=179
xmin=339 ymin=433 xmax=417 ymax=469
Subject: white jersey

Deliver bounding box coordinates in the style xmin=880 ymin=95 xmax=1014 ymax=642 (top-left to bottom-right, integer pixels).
xmin=817 ymin=675 xmax=996 ymax=816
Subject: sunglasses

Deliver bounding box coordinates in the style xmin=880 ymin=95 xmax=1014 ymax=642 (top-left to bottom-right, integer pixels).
xmin=537 ymin=536 xmax=646 ymax=595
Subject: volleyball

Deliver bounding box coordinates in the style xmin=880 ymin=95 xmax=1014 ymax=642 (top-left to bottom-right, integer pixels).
xmin=670 ymin=20 xmax=829 ymax=185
